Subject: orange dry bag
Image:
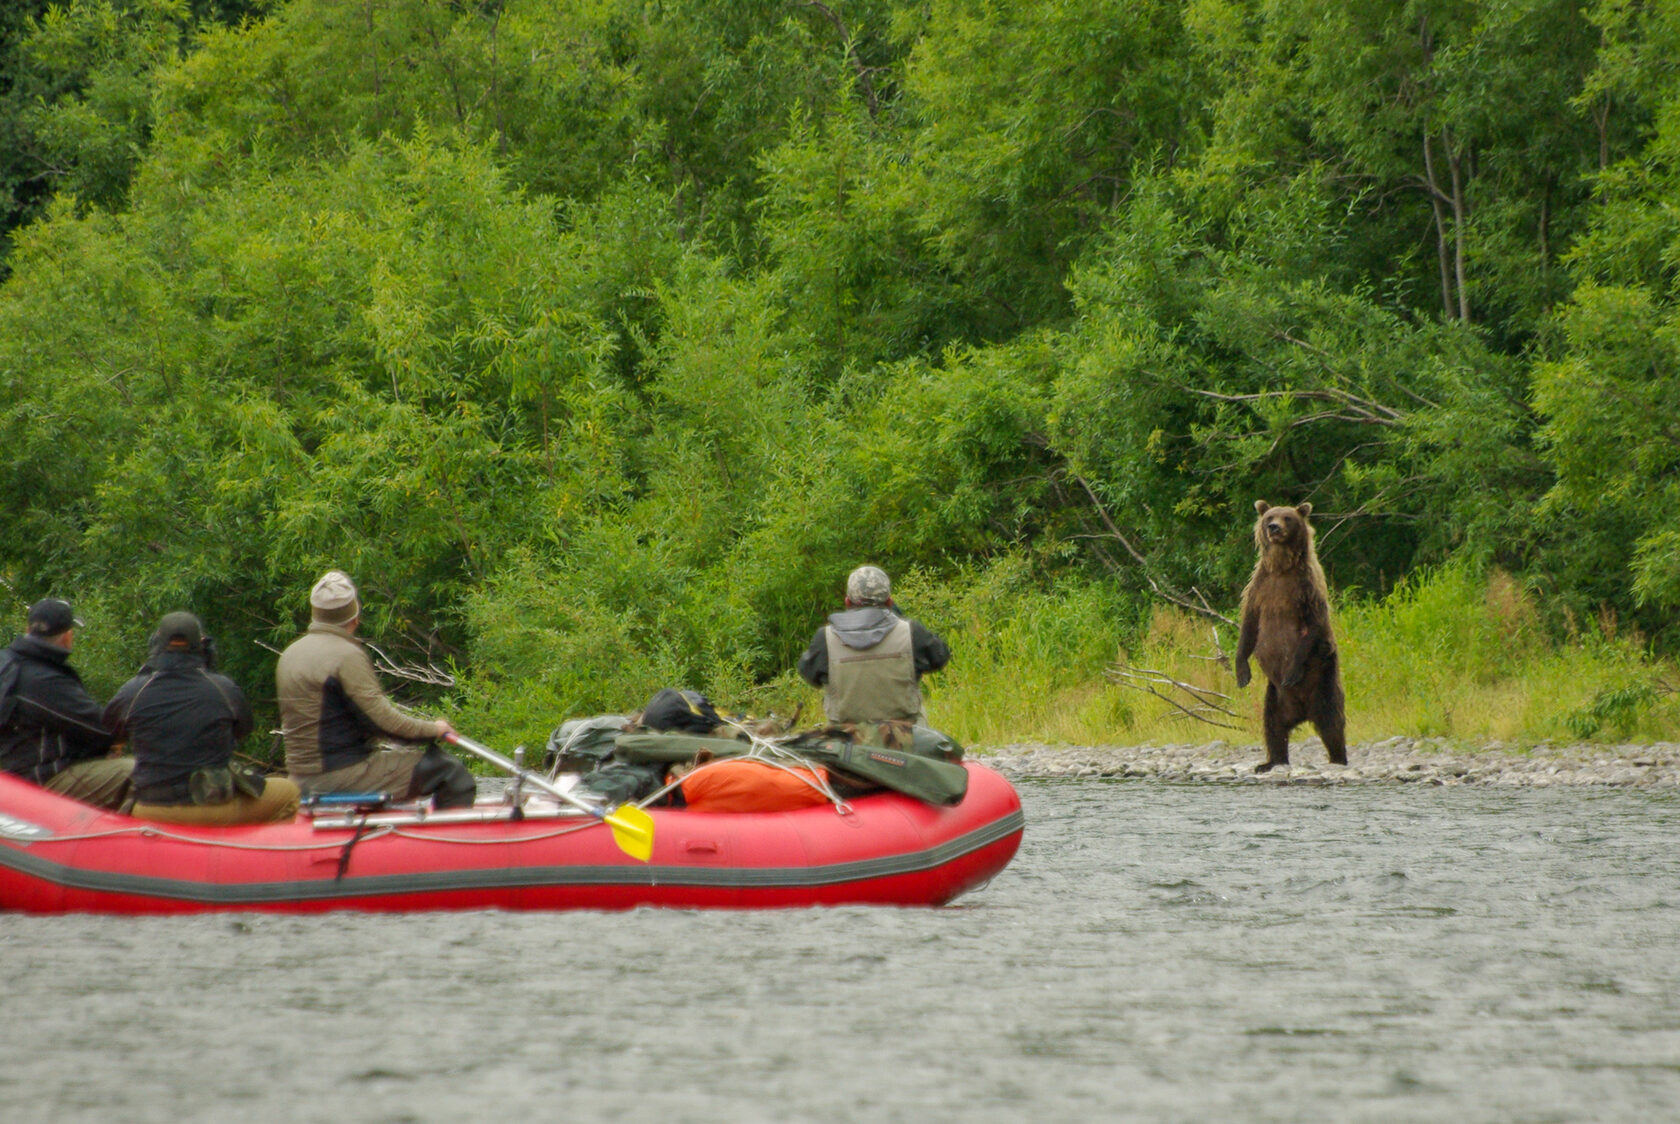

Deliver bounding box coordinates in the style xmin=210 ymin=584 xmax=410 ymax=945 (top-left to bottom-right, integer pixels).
xmin=679 ymin=758 xmax=831 ymax=813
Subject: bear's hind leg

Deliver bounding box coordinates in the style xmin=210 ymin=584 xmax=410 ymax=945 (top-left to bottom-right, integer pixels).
xmin=1258 ymin=683 xmax=1292 ymax=772
xmin=1313 ymin=677 xmax=1348 ymax=765
xmin=1317 ymin=716 xmax=1347 ymax=765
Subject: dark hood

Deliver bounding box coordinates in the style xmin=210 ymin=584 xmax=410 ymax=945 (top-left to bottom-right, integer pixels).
xmin=827 ymin=606 xmax=900 ymax=649
xmin=139 ymin=647 xmax=209 ymax=673
xmin=9 ymin=633 xmax=71 ymax=668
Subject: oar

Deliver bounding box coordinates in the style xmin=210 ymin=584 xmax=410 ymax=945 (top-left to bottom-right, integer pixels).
xmin=444 ymin=732 xmax=655 ymax=862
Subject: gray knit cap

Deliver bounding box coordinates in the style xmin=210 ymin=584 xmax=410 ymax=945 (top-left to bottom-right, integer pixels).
xmin=310 ymin=570 xmax=360 ymax=625
xmin=845 ymin=565 xmax=892 ymax=607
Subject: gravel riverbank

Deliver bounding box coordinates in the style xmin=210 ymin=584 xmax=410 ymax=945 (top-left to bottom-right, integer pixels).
xmin=976 ymin=737 xmax=1680 ymax=787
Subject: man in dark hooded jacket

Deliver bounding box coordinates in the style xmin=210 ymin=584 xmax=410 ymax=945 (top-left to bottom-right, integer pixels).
xmin=0 ymin=598 xmax=131 ymax=809
xmin=797 ymin=565 xmax=950 ymax=726
xmin=105 ymin=611 xmax=300 ymax=824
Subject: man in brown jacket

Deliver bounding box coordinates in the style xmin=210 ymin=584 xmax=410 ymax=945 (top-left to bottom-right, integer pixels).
xmin=276 ymin=571 xmax=476 ymax=808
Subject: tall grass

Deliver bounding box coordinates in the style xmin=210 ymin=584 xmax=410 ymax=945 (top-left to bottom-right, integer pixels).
xmin=451 ymin=558 xmax=1679 ymax=755
xmin=925 ymin=562 xmax=1680 ymax=750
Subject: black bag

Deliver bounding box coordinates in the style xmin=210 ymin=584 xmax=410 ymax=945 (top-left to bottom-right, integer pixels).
xmin=639 ymin=688 xmax=723 ymax=734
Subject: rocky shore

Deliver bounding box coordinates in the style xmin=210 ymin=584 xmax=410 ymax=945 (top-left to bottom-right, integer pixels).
xmin=976 ymin=737 xmax=1680 ymax=787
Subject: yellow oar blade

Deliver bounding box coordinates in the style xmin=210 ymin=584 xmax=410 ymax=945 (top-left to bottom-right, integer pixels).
xmin=444 ymin=731 xmax=656 ymax=862
xmin=604 ymin=804 xmax=655 ymax=862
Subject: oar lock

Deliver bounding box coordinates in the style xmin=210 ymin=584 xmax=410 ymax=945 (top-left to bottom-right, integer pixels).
xmin=504 ymin=745 xmax=528 ymax=815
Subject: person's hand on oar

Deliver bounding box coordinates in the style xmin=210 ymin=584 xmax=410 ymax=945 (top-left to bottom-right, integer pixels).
xmin=444 ymin=732 xmax=654 ymax=862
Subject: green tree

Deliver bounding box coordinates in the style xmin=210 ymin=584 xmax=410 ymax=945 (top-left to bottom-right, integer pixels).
xmin=1048 ymin=176 xmax=1541 ymax=601
xmin=1189 ymin=0 xmax=1608 ymax=346
xmin=0 ymin=0 xmax=262 ymax=271
xmin=0 ymin=132 xmax=665 ymax=698
xmin=895 ymin=0 xmax=1208 ymax=336
xmin=1528 ymin=0 xmax=1680 ymax=631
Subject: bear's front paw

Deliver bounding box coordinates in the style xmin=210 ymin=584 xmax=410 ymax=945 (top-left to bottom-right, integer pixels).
xmin=1235 ymin=663 xmax=1250 ymax=688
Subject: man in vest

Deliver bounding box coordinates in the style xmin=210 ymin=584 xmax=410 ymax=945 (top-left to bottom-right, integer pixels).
xmin=797 ymin=565 xmax=950 ymax=726
xmin=0 ymin=598 xmax=132 ymax=809
xmin=276 ymin=570 xmax=476 ymax=808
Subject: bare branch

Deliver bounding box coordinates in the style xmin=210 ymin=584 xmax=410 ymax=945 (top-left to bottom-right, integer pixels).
xmin=1201 ymin=625 xmax=1229 ymax=668
xmin=798 ymin=1 xmax=881 ymax=118
xmin=362 ymin=640 xmax=456 ymax=688
xmin=1073 ymin=475 xmax=1236 ymax=628
xmin=1105 ymin=662 xmax=1245 ymax=730
xmin=1181 ymin=386 xmax=1406 ymax=426
xmin=1396 ymin=383 xmax=1441 ymax=410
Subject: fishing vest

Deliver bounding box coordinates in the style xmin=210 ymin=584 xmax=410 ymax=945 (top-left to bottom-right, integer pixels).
xmin=824 ymin=617 xmax=924 ymax=725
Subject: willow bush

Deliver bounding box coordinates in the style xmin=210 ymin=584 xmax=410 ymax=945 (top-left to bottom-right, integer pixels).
xmin=5 ymin=0 xmax=1680 ymax=754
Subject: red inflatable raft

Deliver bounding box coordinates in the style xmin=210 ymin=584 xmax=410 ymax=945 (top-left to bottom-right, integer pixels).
xmin=0 ymin=763 xmax=1023 ymax=914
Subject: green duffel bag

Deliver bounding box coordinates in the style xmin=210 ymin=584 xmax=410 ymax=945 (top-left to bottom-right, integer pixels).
xmin=614 ymin=729 xmax=967 ymax=806
xmin=612 ymin=732 xmax=751 ymax=765
xmin=910 ymin=724 xmax=964 ymax=763
xmin=545 ymin=714 xmax=631 ymax=773
xmin=573 ymin=761 xmax=665 ymax=806
xmin=790 ymin=737 xmax=969 ymax=806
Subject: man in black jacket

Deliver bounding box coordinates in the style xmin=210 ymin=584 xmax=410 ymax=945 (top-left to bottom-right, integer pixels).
xmin=0 ymin=598 xmax=131 ymax=809
xmin=797 ymin=565 xmax=950 ymax=727
xmin=105 ymin=611 xmax=299 ymax=824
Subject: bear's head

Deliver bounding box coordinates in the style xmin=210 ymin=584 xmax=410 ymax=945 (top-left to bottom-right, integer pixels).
xmin=1252 ymin=499 xmax=1314 ymax=562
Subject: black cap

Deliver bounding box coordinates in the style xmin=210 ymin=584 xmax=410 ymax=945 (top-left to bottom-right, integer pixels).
xmin=27 ymin=598 xmax=82 ymax=636
xmin=153 ymin=611 xmax=204 ymax=651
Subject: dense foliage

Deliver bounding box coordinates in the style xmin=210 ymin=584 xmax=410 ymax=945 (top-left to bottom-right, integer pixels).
xmin=3 ymin=0 xmax=1678 ymax=745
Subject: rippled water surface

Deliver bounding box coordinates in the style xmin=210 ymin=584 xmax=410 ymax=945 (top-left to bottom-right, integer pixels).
xmin=4 ymin=779 xmax=1679 ymax=1123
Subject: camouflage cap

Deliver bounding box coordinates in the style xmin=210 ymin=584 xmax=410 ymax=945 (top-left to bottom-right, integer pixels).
xmin=845 ymin=565 xmax=892 ymax=607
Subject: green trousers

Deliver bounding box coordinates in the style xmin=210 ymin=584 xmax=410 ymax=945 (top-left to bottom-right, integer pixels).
xmin=43 ymin=757 xmax=134 ymax=810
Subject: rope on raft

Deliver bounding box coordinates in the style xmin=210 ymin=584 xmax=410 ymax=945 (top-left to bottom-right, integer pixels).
xmin=16 ymin=823 xmax=399 ymax=851
xmin=626 ymin=716 xmax=853 ymax=815
xmin=17 ymin=816 xmax=610 ymax=851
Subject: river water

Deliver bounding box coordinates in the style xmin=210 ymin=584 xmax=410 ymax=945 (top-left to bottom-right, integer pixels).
xmin=3 ymin=777 xmax=1678 ymax=1123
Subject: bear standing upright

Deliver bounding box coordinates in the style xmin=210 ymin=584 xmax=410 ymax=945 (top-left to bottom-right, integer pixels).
xmin=1234 ymin=500 xmax=1347 ymax=772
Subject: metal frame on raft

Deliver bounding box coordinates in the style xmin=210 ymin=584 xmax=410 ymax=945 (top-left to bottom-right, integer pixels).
xmin=303 ymin=799 xmax=590 ymax=831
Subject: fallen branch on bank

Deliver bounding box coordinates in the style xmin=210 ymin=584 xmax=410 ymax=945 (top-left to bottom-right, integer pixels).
xmin=1104 ymin=660 xmax=1245 ymax=731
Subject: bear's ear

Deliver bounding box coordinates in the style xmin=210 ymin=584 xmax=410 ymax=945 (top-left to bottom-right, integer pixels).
xmin=1296 ymin=502 xmax=1313 ymax=519
xmin=1254 ymin=499 xmax=1270 ymax=515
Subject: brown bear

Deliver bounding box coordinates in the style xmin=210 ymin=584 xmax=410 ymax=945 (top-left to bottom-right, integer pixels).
xmin=1234 ymin=500 xmax=1347 ymax=772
